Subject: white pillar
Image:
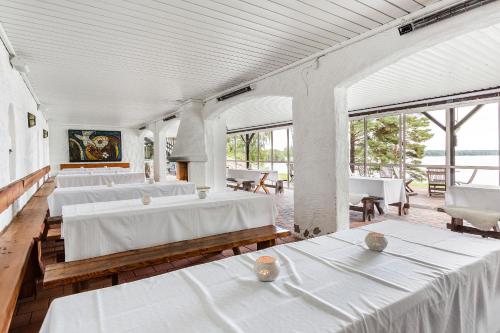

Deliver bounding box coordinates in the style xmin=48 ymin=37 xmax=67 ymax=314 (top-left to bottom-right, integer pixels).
xmin=153 ymin=121 xmax=167 ymax=182
xmin=204 ymin=115 xmax=227 ymax=192
xmin=292 ymin=84 xmax=349 ymax=237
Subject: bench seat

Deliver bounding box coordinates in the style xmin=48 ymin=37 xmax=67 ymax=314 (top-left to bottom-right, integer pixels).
xmin=43 ymin=225 xmax=290 ymax=293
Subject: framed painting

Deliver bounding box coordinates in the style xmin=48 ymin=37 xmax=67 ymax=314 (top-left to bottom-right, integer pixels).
xmin=68 ymin=130 xmax=122 ymax=162
xmin=43 ymin=129 xmax=49 ymax=138
xmin=28 ymin=112 xmax=36 ymax=128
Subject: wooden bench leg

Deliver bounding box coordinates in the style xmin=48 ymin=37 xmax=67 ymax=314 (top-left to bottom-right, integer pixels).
xmin=375 ymin=202 xmax=384 ymax=215
xmin=257 ymin=239 xmax=275 ymax=250
xmin=111 ymin=273 xmax=119 ymax=286
xmin=232 ymin=247 xmax=241 ymax=255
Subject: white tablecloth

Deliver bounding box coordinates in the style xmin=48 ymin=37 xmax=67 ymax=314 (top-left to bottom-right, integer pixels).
xmin=62 ymin=191 xmax=276 ymax=261
xmin=446 ymin=184 xmax=500 ymax=211
xmin=227 ymin=169 xmax=279 ymax=183
xmin=349 ymin=176 xmax=406 ymax=209
xmin=48 ymin=182 xmax=196 ymax=217
xmin=41 ymin=220 xmax=500 ymax=333
xmin=56 ymin=172 xmax=145 ymax=188
xmin=58 ymin=167 xmax=130 ymax=175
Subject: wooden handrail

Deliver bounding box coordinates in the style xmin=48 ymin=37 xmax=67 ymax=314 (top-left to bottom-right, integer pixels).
xmin=0 ymin=166 xmax=50 ymax=216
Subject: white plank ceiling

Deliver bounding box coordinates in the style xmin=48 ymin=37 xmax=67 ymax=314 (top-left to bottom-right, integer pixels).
xmin=0 ymin=0 xmax=440 ymax=126
xmin=348 ymin=22 xmax=500 ymax=111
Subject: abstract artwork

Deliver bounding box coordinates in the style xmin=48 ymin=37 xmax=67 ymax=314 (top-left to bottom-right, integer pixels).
xmin=43 ymin=129 xmax=49 ymax=138
xmin=68 ymin=130 xmax=122 ymax=162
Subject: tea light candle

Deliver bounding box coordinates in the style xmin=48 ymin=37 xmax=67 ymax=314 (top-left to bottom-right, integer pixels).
xmin=142 ymin=194 xmax=152 ymax=205
xmin=365 ymin=232 xmax=388 ymax=252
xmin=254 ymin=255 xmax=280 ymax=282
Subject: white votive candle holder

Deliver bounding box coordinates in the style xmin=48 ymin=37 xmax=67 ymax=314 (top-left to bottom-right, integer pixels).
xmin=197 ymin=186 xmax=210 ymax=199
xmin=142 ymin=194 xmax=152 ymax=205
xmin=365 ymin=232 xmax=388 ymax=252
xmin=254 ymin=255 xmax=280 ymax=282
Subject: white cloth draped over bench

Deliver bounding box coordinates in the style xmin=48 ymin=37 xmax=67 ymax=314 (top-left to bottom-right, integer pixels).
xmin=62 ymin=191 xmax=277 ymax=261
xmin=47 ymin=182 xmax=196 ymax=217
xmin=42 ymin=220 xmax=500 ymax=333
xmin=444 ymin=184 xmax=500 ymax=231
xmin=56 ymin=172 xmax=145 ymax=188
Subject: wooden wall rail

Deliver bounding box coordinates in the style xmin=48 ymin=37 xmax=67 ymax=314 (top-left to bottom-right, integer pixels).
xmin=60 ymin=162 xmax=130 ymax=169
xmin=0 ymin=166 xmax=50 ymax=216
xmin=0 ymin=170 xmax=53 ymax=333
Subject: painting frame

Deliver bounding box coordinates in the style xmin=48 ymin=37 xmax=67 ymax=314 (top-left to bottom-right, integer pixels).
xmin=27 ymin=112 xmax=36 ymax=128
xmin=43 ymin=129 xmax=49 ymax=138
xmin=68 ymin=129 xmax=122 ymax=162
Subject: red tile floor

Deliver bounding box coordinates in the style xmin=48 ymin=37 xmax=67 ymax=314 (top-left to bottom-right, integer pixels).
xmin=9 ymin=188 xmax=451 ymax=333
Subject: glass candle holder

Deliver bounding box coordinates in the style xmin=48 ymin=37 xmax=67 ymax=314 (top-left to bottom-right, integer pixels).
xmin=254 ymin=255 xmax=280 ymax=282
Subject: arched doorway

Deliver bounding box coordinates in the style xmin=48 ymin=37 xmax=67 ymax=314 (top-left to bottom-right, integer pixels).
xmin=8 ymin=104 xmax=16 ymax=181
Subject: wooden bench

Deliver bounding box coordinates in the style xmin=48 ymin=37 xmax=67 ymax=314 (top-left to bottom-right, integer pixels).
xmin=42 ymin=225 xmax=291 ymax=293
xmin=0 ymin=167 xmax=51 ymax=333
xmin=349 ymin=196 xmax=382 ymax=222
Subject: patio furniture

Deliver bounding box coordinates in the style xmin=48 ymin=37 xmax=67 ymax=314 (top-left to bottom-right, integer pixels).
xmin=443 ymin=184 xmax=500 ymax=238
xmin=349 ymin=194 xmax=383 ymax=222
xmin=426 ymin=168 xmax=446 ymax=196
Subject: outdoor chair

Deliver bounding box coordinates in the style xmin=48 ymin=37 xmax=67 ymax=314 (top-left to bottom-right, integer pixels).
xmin=427 ymin=168 xmax=446 ymax=196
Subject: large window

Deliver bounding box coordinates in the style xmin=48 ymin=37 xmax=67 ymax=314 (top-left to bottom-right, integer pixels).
xmin=349 ymin=101 xmax=500 ymax=187
xmin=226 ymin=126 xmax=294 ymax=187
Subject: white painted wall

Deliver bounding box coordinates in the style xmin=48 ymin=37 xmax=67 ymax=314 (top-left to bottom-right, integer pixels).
xmin=0 ymin=41 xmax=50 ymax=231
xmin=48 ymin=122 xmax=144 ymax=174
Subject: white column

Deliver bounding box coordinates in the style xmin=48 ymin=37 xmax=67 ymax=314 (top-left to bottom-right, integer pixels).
xmin=204 ymin=115 xmax=227 ymax=191
xmin=292 ymin=84 xmax=349 ymax=237
xmin=153 ymin=121 xmax=167 ymax=182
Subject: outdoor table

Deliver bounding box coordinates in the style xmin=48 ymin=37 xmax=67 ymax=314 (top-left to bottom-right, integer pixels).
xmin=55 ymin=172 xmax=145 ymax=188
xmin=61 ymin=191 xmax=277 ymax=261
xmin=41 ymin=220 xmax=500 ymax=333
xmin=227 ymin=169 xmax=279 ymax=194
xmin=349 ymin=176 xmax=406 ymax=213
xmin=47 ymin=181 xmax=196 ymax=217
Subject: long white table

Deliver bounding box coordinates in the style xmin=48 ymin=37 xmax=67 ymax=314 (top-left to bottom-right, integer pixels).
xmin=58 ymin=167 xmax=130 ymax=175
xmin=47 ymin=182 xmax=196 ymax=217
xmin=227 ymin=169 xmax=279 ymax=183
xmin=56 ymin=172 xmax=145 ymax=188
xmin=41 ymin=220 xmax=500 ymax=332
xmin=349 ymin=176 xmax=406 ymax=209
xmin=62 ymin=191 xmax=277 ymax=261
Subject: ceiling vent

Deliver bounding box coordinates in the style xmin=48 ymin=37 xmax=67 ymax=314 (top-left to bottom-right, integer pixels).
xmin=163 ymin=114 xmax=177 ymax=122
xmin=399 ymin=0 xmax=496 ymax=36
xmin=217 ymin=86 xmax=253 ymax=102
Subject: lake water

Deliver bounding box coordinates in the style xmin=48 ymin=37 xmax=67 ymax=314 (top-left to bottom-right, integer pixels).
xmin=421 ymin=155 xmax=499 ymax=185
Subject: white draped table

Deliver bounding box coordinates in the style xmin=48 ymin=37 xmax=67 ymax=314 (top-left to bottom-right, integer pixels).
xmin=41 ymin=220 xmax=500 ymax=333
xmin=227 ymin=169 xmax=279 ymax=183
xmin=56 ymin=172 xmax=145 ymax=188
xmin=58 ymin=167 xmax=130 ymax=175
xmin=349 ymin=176 xmax=406 ymax=209
xmin=62 ymin=191 xmax=277 ymax=261
xmin=48 ymin=181 xmax=196 ymax=217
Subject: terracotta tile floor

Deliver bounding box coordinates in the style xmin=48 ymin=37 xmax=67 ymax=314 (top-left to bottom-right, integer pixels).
xmin=9 ymin=188 xmax=451 ymax=333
